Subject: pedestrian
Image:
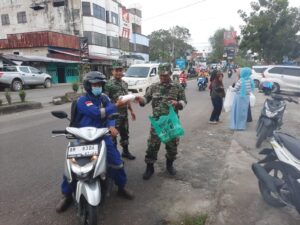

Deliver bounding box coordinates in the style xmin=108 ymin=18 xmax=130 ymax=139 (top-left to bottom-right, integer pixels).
xmin=56 ymin=72 xmax=134 ymax=213
xmin=135 ymin=63 xmax=187 ymax=180
xmin=208 ymin=68 xmax=218 ymax=93
xmin=230 ymin=67 xmax=255 ymax=130
xmin=105 ymin=62 xmax=136 ymax=160
xmin=209 ymin=72 xmax=225 ymax=124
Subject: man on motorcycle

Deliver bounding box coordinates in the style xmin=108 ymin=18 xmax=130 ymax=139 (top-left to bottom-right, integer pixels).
xmin=56 ymin=71 xmax=134 ymax=213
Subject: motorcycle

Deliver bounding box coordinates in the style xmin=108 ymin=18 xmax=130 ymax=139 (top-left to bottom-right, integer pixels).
xmin=197 ymin=77 xmax=207 ymax=91
xmin=256 ymin=94 xmax=298 ymax=148
xmin=227 ymin=69 xmax=233 ymax=78
xmin=51 ymin=110 xmax=118 ymax=225
xmin=179 ymin=76 xmax=187 ymax=89
xmin=252 ymin=131 xmax=300 ymax=214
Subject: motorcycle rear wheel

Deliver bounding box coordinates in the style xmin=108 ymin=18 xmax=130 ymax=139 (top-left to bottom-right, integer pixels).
xmin=258 ymin=161 xmax=287 ymax=208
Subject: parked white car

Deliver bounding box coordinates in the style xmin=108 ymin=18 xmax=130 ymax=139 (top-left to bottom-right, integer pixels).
xmin=122 ymin=63 xmax=159 ymax=95
xmin=260 ymin=65 xmax=300 ymax=93
xmin=0 ymin=66 xmax=52 ymax=91
xmin=251 ymin=65 xmax=269 ymax=87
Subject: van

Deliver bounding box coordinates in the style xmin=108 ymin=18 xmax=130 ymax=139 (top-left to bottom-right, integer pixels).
xmin=122 ymin=63 xmax=159 ymax=95
xmin=260 ymin=65 xmax=300 ymax=93
xmin=251 ymin=65 xmax=269 ymax=87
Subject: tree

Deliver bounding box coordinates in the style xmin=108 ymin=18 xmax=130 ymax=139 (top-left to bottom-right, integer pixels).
xmin=208 ymin=28 xmax=226 ymax=63
xmin=149 ymin=26 xmax=194 ymax=64
xmin=238 ymin=0 xmax=300 ymax=63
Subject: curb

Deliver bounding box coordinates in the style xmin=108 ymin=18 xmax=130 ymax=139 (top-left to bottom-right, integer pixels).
xmin=0 ymin=101 xmax=43 ymax=115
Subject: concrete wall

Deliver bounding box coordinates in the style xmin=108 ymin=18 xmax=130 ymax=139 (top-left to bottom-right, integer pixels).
xmin=0 ymin=0 xmax=82 ymax=39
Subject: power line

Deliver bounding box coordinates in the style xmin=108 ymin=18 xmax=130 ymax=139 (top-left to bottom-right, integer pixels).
xmin=142 ymin=0 xmax=208 ymax=22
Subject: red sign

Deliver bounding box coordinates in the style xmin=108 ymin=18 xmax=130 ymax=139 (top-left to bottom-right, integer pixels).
xmin=224 ymin=31 xmax=237 ymax=47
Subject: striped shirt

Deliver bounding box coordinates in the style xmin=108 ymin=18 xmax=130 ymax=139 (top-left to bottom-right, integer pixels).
xmin=233 ymin=79 xmax=253 ymax=95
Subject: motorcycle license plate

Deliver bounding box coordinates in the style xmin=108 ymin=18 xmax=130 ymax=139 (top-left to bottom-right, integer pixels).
xmin=67 ymin=144 xmax=98 ymax=158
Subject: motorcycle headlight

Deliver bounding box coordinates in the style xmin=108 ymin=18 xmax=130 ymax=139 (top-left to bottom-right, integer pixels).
xmin=71 ymin=161 xmax=94 ymax=177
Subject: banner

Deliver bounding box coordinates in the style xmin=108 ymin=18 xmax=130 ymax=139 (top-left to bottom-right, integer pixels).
xmin=224 ymin=31 xmax=237 ymax=47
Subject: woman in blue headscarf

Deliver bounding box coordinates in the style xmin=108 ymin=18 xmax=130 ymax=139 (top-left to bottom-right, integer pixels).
xmin=230 ymin=67 xmax=255 ymax=130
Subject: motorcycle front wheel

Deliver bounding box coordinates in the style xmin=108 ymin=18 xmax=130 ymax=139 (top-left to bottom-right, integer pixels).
xmin=256 ymin=125 xmax=269 ymax=148
xmin=258 ymin=161 xmax=287 ymax=208
xmin=80 ymin=199 xmax=98 ymax=225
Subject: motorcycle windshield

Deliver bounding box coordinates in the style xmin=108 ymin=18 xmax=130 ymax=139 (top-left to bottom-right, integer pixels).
xmin=66 ymin=127 xmax=109 ymax=141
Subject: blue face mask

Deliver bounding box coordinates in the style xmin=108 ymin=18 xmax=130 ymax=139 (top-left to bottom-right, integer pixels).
xmin=91 ymin=87 xmax=102 ymax=96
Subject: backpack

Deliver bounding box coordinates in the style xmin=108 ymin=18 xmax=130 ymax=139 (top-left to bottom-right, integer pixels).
xmin=69 ymin=99 xmax=80 ymax=127
xmin=69 ymin=94 xmax=109 ymax=127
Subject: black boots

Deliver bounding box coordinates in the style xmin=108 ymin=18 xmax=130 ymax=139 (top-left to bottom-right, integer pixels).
xmin=117 ymin=187 xmax=135 ymax=200
xmin=143 ymin=163 xmax=154 ymax=180
xmin=56 ymin=194 xmax=73 ymax=213
xmin=166 ymin=159 xmax=176 ymax=175
xmin=122 ymin=145 xmax=136 ymax=160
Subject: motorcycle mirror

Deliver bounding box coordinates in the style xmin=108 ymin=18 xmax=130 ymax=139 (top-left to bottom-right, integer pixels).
xmin=51 ymin=111 xmax=68 ymax=119
xmin=107 ymin=113 xmax=119 ymax=120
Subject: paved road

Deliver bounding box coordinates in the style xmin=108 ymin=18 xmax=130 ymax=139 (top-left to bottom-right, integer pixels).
xmin=1 ymin=74 xmax=299 ymax=225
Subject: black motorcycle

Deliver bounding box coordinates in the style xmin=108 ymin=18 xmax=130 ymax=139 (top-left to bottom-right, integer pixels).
xmin=256 ymin=94 xmax=298 ymax=148
xmin=252 ymin=131 xmax=300 ymax=214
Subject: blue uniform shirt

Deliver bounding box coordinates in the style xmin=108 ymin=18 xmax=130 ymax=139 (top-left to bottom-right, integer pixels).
xmin=76 ymin=93 xmax=117 ymax=128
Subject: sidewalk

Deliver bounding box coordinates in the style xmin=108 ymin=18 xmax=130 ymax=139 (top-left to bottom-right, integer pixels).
xmin=208 ymin=91 xmax=300 ymax=225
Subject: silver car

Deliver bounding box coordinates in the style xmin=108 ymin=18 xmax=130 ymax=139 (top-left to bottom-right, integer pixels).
xmin=0 ymin=66 xmax=52 ymax=91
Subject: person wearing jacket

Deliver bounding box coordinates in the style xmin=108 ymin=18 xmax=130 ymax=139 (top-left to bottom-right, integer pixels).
xmin=56 ymin=72 xmax=134 ymax=213
xmin=209 ymin=72 xmax=225 ymax=124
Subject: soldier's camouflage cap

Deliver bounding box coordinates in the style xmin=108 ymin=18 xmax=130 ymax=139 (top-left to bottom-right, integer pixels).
xmin=112 ymin=61 xmax=123 ymax=69
xmin=158 ymin=63 xmax=172 ymax=75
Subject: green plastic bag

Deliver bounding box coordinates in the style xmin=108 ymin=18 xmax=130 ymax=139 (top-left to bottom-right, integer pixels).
xmin=149 ymin=105 xmax=185 ymax=143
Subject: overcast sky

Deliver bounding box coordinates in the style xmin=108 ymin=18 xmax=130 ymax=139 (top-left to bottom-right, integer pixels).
xmin=121 ymin=0 xmax=300 ymax=52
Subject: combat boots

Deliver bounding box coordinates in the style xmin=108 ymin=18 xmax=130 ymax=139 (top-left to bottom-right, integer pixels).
xmin=166 ymin=159 xmax=176 ymax=175
xmin=55 ymin=194 xmax=73 ymax=213
xmin=143 ymin=163 xmax=154 ymax=180
xmin=121 ymin=145 xmax=136 ymax=160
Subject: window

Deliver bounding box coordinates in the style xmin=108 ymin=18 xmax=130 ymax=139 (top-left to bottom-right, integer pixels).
xmin=17 ymin=11 xmax=27 ymax=24
xmin=93 ymin=4 xmax=105 ymax=21
xmin=253 ymin=67 xmax=267 ymax=73
xmin=19 ymin=67 xmax=30 ymax=73
xmin=53 ymin=0 xmax=65 ymax=7
xmin=269 ymin=67 xmax=283 ymax=74
xmin=29 ymin=67 xmax=41 ymax=74
xmin=1 ymin=14 xmax=10 ymax=25
xmin=106 ymin=11 xmax=110 ymax=23
xmin=82 ymin=2 xmax=91 ymax=16
xmin=83 ymin=31 xmax=93 ymax=44
xmin=94 ymin=32 xmax=107 ymax=46
xmin=282 ymin=68 xmax=300 ymax=77
xmin=107 ymin=36 xmax=119 ymax=48
xmin=111 ymin=12 xmax=119 ymax=25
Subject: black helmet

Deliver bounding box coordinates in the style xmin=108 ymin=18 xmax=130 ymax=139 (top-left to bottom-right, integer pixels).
xmin=83 ymin=71 xmax=107 ymax=92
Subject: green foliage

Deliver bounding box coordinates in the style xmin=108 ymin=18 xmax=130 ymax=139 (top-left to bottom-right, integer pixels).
xmin=5 ymin=90 xmax=12 ymax=105
xmin=72 ymin=82 xmax=79 ymax=93
xmin=19 ymin=90 xmax=26 ymax=102
xmin=238 ymin=0 xmax=300 ymax=63
xmin=174 ymin=214 xmax=207 ymax=225
xmin=149 ymin=26 xmax=194 ymax=64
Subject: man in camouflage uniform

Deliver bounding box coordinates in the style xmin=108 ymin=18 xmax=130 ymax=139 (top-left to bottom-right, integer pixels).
xmin=136 ymin=63 xmax=187 ymax=180
xmin=105 ymin=62 xmax=136 ymax=160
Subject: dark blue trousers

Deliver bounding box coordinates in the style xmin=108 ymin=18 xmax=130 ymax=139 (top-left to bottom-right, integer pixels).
xmin=210 ymin=96 xmax=223 ymax=122
xmin=61 ymin=136 xmax=127 ymax=195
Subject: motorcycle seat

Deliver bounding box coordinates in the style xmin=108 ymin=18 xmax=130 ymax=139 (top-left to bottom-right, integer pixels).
xmin=274 ymin=132 xmax=300 ymax=160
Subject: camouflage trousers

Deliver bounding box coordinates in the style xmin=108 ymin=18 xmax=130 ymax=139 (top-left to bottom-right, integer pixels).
xmin=145 ymin=126 xmax=179 ymax=163
xmin=112 ymin=115 xmax=129 ymax=148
